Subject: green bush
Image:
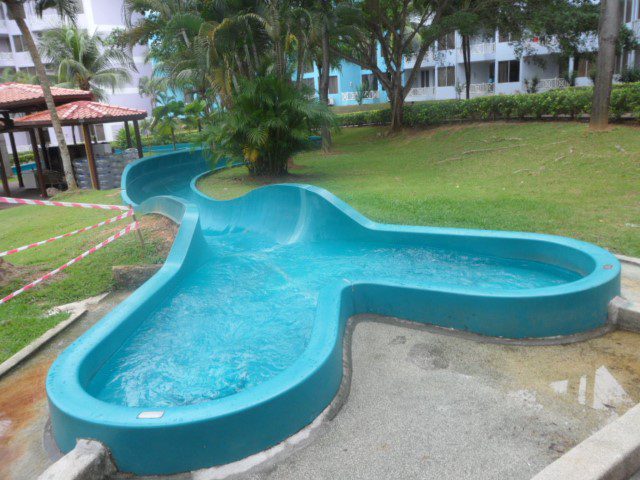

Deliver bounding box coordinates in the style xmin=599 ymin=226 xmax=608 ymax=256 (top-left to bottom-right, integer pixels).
xmin=338 ymin=83 xmax=640 ymax=127
xmin=112 ymin=126 xmax=202 ymax=150
xmin=206 ymin=74 xmax=336 ymax=176
xmin=18 ymin=152 xmax=35 ymax=164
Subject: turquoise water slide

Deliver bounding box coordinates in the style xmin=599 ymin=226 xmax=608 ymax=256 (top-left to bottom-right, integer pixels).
xmin=46 ymin=148 xmax=620 ymax=475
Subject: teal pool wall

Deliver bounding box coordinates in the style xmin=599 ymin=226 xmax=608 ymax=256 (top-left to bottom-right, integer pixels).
xmin=46 ymin=148 xmax=621 ymax=475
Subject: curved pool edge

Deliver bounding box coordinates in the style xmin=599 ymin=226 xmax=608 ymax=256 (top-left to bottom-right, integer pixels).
xmin=46 ymin=148 xmax=622 ymax=475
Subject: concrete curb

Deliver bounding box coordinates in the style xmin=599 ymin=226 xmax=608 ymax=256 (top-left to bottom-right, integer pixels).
xmin=0 ymin=293 xmax=107 ymax=379
xmin=617 ymin=254 xmax=640 ymax=267
xmin=37 ymin=439 xmax=116 ymax=480
xmin=610 ymin=296 xmax=640 ymax=333
xmin=532 ymin=403 xmax=640 ymax=480
xmin=0 ymin=308 xmax=86 ymax=379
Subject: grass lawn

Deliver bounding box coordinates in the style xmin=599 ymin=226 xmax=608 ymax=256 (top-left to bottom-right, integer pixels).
xmin=198 ymin=122 xmax=640 ymax=257
xmin=0 ymin=189 xmax=174 ymax=363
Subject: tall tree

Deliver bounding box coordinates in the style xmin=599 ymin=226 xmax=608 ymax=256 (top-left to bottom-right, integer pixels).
xmin=4 ymin=0 xmax=79 ymax=189
xmin=39 ymin=25 xmax=134 ymax=101
xmin=335 ymin=0 xmax=479 ymax=131
xmin=591 ymin=0 xmax=623 ymax=130
xmin=315 ymin=0 xmax=336 ymax=150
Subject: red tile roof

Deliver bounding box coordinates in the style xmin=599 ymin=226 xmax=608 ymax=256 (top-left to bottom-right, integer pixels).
xmin=14 ymin=100 xmax=147 ymax=126
xmin=0 ymin=82 xmax=93 ymax=111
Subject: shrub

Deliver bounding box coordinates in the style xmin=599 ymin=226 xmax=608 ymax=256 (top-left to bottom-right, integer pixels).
xmin=206 ymin=75 xmax=337 ymax=176
xmin=338 ymin=83 xmax=640 ymax=127
xmin=619 ymin=68 xmax=640 ymax=84
xmin=112 ymin=125 xmax=201 ymax=150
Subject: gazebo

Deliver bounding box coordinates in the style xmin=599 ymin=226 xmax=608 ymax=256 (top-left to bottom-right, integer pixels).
xmin=14 ymin=101 xmax=147 ymax=190
xmin=0 ymin=82 xmax=93 ymax=197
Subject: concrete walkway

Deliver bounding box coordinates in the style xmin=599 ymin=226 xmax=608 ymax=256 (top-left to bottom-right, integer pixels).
xmin=3 ymin=265 xmax=640 ymax=479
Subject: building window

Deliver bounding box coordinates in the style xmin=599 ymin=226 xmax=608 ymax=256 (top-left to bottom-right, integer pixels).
xmin=302 ymin=77 xmax=315 ymax=90
xmin=328 ymin=75 xmax=338 ymax=94
xmin=558 ymin=57 xmax=569 ymax=78
xmin=93 ymin=125 xmax=106 ymax=142
xmin=437 ymin=66 xmax=455 ymax=87
xmin=576 ymin=57 xmax=590 ymax=77
xmin=361 ymin=73 xmax=378 ymax=90
xmin=20 ymin=66 xmax=37 ymax=76
xmin=635 ymin=48 xmax=640 ymax=69
xmin=0 ymin=36 xmax=11 ymax=53
xmin=437 ymin=32 xmax=455 ymax=51
xmin=12 ymin=35 xmax=27 ymax=52
xmin=419 ymin=69 xmax=430 ymax=87
xmin=625 ymin=0 xmax=633 ymax=23
xmin=498 ymin=60 xmax=520 ymax=83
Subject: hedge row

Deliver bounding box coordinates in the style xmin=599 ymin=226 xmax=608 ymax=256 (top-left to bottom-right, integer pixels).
xmin=337 ymin=83 xmax=640 ymax=127
xmin=112 ymin=127 xmax=201 ymax=150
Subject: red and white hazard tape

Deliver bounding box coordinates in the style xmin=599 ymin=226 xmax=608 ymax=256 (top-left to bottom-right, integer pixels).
xmin=0 ymin=196 xmax=130 ymax=211
xmin=0 ymin=221 xmax=139 ymax=306
xmin=0 ymin=210 xmax=134 ymax=258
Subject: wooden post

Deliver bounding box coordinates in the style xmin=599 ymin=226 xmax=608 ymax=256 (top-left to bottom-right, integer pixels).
xmin=133 ymin=120 xmax=143 ymax=159
xmin=9 ymin=132 xmax=23 ymax=188
xmin=37 ymin=128 xmax=50 ymax=170
xmin=28 ymin=129 xmax=48 ymax=198
xmin=0 ymin=148 xmax=10 ymax=197
xmin=81 ymin=124 xmax=100 ymax=190
xmin=124 ymin=120 xmax=132 ymax=149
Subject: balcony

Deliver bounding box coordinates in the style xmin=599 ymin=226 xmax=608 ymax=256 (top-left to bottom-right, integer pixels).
xmin=537 ymin=77 xmax=569 ymax=92
xmin=0 ymin=51 xmax=13 ymax=64
xmin=469 ymin=42 xmax=496 ymax=55
xmin=468 ymin=83 xmax=495 ymax=97
xmin=406 ymin=86 xmax=436 ymax=101
xmin=341 ymin=90 xmax=380 ymax=102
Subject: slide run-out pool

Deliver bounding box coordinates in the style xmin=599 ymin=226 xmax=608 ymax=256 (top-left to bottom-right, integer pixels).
xmin=46 ymin=148 xmax=620 ymax=475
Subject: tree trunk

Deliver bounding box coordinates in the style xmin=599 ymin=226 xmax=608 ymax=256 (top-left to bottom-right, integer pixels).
xmin=7 ymin=1 xmax=77 ymax=189
xmin=591 ymin=0 xmax=622 ymax=130
xmin=389 ymin=83 xmax=405 ymax=132
xmin=462 ymin=35 xmax=471 ymax=100
xmin=319 ymin=8 xmax=332 ymax=152
xmin=295 ymin=35 xmax=305 ymax=87
xmin=388 ymin=72 xmax=406 ymax=132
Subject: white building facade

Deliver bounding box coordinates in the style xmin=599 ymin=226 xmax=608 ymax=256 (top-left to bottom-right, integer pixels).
xmin=317 ymin=0 xmax=640 ymax=107
xmin=0 ymin=0 xmax=152 ymax=151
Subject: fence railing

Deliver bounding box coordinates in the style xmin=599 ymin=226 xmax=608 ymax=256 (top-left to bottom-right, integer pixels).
xmin=406 ymin=86 xmax=436 ymax=100
xmin=341 ymin=90 xmax=380 ymax=102
xmin=469 ymin=83 xmax=495 ymax=97
xmin=537 ymin=77 xmax=570 ymax=92
xmin=469 ymin=42 xmax=496 ymax=55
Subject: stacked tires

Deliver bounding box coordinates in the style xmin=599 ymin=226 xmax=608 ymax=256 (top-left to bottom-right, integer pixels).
xmin=73 ymin=149 xmax=139 ymax=190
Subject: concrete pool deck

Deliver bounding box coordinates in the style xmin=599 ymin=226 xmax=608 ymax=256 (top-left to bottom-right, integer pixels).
xmin=2 ymin=262 xmax=640 ymax=479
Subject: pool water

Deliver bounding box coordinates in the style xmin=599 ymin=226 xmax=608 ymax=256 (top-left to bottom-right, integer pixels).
xmin=88 ymin=231 xmax=580 ymax=408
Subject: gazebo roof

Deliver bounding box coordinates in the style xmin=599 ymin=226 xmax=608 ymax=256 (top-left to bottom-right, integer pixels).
xmin=13 ymin=100 xmax=147 ymax=127
xmin=0 ymin=82 xmax=93 ymax=112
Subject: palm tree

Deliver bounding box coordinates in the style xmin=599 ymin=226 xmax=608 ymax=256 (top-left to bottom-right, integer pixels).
xmin=38 ymin=25 xmax=134 ymax=101
xmin=138 ymin=75 xmax=168 ymax=109
xmin=3 ymin=0 xmax=79 ymax=189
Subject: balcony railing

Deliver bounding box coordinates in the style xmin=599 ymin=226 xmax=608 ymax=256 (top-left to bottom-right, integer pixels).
xmin=469 ymin=42 xmax=496 ymax=55
xmin=0 ymin=51 xmax=13 ymax=63
xmin=406 ymin=86 xmax=436 ymax=100
xmin=468 ymin=83 xmax=495 ymax=97
xmin=341 ymin=90 xmax=380 ymax=102
xmin=537 ymin=77 xmax=569 ymax=92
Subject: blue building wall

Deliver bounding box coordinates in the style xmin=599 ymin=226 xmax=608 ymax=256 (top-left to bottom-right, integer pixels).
xmin=298 ymin=48 xmax=390 ymax=107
